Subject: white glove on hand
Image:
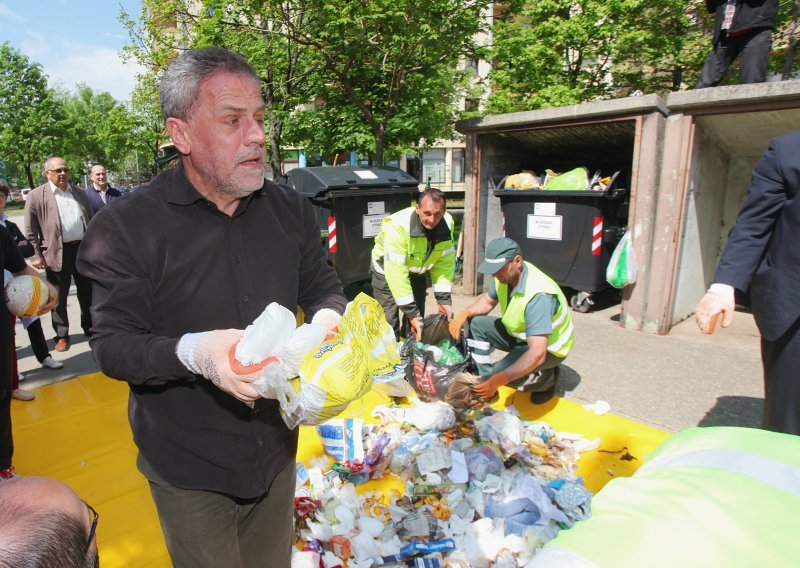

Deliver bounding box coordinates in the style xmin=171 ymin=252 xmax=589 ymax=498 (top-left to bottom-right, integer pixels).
xmin=177 ymin=329 xmax=262 ymax=403
xmin=695 ymin=284 xmax=735 ymax=334
xmin=311 ymin=308 xmax=342 ymax=339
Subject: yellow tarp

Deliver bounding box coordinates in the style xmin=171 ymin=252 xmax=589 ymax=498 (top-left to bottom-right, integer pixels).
xmin=12 ymin=374 xmax=669 ymax=568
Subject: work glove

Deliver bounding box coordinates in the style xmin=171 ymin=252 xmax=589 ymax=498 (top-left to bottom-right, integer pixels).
xmin=176 ymin=329 xmax=262 ymax=404
xmin=695 ymin=284 xmax=735 ymax=335
xmin=409 ymin=317 xmax=424 ymax=342
xmin=448 ymin=308 xmax=474 ymax=341
xmin=311 ymin=308 xmax=342 ymax=340
xmin=472 ymin=370 xmax=508 ymax=401
xmin=437 ymin=304 xmax=453 ymax=322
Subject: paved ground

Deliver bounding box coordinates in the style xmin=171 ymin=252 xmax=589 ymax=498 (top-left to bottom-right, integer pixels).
xmin=10 ymin=205 xmax=763 ymax=434
xmin=13 ymin=282 xmax=764 ymax=434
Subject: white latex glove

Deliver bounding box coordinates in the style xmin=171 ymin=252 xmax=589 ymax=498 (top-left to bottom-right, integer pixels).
xmin=311 ymin=308 xmax=342 ymax=339
xmin=695 ymin=284 xmax=735 ymax=334
xmin=177 ymin=329 xmax=262 ymax=403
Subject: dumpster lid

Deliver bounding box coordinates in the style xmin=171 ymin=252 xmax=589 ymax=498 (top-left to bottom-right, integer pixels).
xmin=283 ymin=166 xmax=419 ymax=198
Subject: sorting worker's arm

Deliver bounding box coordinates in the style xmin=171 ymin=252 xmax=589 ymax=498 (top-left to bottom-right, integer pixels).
xmin=448 ymin=293 xmax=497 ymax=340
xmin=472 ymin=335 xmax=548 ymax=400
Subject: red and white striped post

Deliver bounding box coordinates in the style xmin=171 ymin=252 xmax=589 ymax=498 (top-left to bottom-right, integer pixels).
xmin=327 ymin=216 xmax=337 ymax=253
xmin=591 ymin=217 xmax=603 ymax=256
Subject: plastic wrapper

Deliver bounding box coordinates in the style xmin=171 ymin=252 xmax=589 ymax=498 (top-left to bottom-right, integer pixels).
xmin=373 ymin=401 xmax=456 ymax=432
xmin=248 ymin=294 xmax=403 ymax=428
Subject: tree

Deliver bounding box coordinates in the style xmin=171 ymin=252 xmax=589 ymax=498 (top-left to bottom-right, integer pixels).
xmin=270 ymin=0 xmax=489 ymax=165
xmin=127 ymin=71 xmax=167 ymax=181
xmin=56 ymin=84 xmax=136 ymax=178
xmin=0 ymin=43 xmax=61 ymax=188
xmin=486 ymin=0 xmax=713 ymax=113
xmin=123 ymin=0 xmax=490 ymax=169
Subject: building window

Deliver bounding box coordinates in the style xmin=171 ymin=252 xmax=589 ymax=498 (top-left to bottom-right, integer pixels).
xmin=421 ymin=149 xmax=446 ymax=184
xmin=451 ymin=149 xmax=465 ymax=183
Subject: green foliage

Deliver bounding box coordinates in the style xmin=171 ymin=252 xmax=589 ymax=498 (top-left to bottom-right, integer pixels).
xmin=0 ymin=43 xmax=61 ymax=188
xmin=55 ymin=84 xmax=137 ymax=177
xmin=486 ymin=0 xmax=713 ymax=113
xmin=124 ymin=0 xmax=489 ymax=169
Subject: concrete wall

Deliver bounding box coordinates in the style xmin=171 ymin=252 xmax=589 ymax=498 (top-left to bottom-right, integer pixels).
xmin=459 ymin=82 xmax=800 ymax=333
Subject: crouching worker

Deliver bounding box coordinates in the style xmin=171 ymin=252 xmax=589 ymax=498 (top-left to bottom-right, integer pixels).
xmin=449 ymin=238 xmax=574 ymax=404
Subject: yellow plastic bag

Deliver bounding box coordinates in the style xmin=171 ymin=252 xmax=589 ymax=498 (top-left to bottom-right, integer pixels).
xmin=283 ymin=293 xmax=403 ymax=428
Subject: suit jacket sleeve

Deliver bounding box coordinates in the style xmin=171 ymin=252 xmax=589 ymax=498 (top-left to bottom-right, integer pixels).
xmin=713 ymin=136 xmax=789 ymax=293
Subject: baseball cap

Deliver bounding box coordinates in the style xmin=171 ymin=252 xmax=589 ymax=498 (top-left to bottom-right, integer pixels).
xmin=477 ymin=238 xmax=523 ymax=274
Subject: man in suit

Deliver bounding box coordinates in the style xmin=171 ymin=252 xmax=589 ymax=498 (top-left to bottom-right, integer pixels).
xmin=695 ymin=131 xmax=800 ymax=435
xmin=696 ymin=0 xmax=779 ymax=88
xmin=84 ymin=163 xmax=121 ymax=214
xmin=24 ymin=157 xmax=94 ymax=352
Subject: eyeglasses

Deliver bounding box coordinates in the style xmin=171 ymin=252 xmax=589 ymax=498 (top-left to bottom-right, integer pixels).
xmin=83 ymin=501 xmax=99 ymax=555
xmin=47 ymin=168 xmax=70 ymax=174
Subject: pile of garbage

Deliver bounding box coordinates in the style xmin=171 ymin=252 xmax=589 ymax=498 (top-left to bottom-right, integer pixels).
xmin=503 ymin=168 xmax=619 ymax=192
xmin=292 ymin=401 xmax=599 ymax=567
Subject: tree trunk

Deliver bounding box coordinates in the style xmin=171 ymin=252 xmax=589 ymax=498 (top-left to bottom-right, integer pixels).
xmin=268 ymin=111 xmax=283 ymax=179
xmin=782 ymin=0 xmax=799 ymax=80
xmin=25 ymin=165 xmax=34 ymax=189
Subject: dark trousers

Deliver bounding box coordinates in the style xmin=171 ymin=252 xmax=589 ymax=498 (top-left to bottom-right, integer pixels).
xmin=45 ymin=242 xmax=92 ymax=341
xmin=23 ymin=318 xmax=50 ymax=362
xmin=467 ymin=315 xmax=563 ymax=392
xmin=761 ymin=316 xmax=800 ymax=435
xmin=371 ymin=268 xmax=428 ymax=339
xmin=138 ymin=453 xmax=295 ymax=568
xmin=0 ymin=337 xmax=14 ymax=469
xmin=696 ymin=28 xmax=772 ymax=88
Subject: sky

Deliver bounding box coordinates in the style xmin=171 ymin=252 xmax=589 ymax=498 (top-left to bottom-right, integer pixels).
xmin=0 ymin=0 xmax=145 ymax=102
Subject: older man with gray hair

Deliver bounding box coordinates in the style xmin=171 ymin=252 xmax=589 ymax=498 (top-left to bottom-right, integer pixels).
xmin=24 ymin=156 xmax=94 ymax=352
xmin=77 ymin=46 xmax=346 ymax=566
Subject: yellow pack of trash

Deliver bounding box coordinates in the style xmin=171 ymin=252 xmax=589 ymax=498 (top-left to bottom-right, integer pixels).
xmin=284 ymin=293 xmax=403 ymax=428
xmin=504 ymin=171 xmax=541 ymax=190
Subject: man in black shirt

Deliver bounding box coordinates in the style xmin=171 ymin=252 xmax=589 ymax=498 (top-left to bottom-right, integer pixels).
xmin=78 ymin=47 xmax=346 ymax=566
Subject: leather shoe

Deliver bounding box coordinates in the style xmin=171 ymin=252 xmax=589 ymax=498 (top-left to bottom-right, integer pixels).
xmin=54 ymin=338 xmax=70 ymax=352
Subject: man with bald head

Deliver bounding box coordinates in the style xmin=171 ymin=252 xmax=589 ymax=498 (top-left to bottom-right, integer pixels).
xmin=24 ymin=157 xmax=94 ymax=352
xmin=0 ymin=476 xmax=99 ymax=567
xmin=84 ymin=163 xmax=122 ymax=214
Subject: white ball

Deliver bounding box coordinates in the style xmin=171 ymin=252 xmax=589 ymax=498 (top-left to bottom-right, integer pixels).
xmin=3 ymin=275 xmax=48 ymax=317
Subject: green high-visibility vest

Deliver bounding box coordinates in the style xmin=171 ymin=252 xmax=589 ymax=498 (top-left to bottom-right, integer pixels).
xmin=372 ymin=207 xmax=455 ymax=308
xmin=530 ymin=426 xmax=800 ymax=567
xmin=495 ymin=261 xmax=574 ymax=358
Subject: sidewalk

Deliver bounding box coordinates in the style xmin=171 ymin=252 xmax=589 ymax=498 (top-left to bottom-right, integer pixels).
xmin=13 ymin=279 xmax=764 ymax=434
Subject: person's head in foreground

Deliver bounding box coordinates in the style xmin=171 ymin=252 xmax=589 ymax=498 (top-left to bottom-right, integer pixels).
xmin=0 ymin=476 xmax=99 ymax=568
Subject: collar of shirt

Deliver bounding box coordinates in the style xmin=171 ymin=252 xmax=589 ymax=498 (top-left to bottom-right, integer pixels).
xmin=166 ymin=159 xmax=261 ymax=217
xmin=49 ymin=180 xmax=70 ymax=194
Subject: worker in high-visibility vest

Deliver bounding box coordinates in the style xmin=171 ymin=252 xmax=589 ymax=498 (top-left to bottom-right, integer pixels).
xmin=450 ymin=237 xmax=574 ymax=404
xmin=371 ymin=187 xmax=456 ymax=340
xmin=530 ymin=426 xmax=800 ymax=567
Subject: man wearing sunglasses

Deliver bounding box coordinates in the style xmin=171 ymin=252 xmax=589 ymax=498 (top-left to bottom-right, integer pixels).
xmin=24 ymin=157 xmax=94 ymax=352
xmin=0 ymin=476 xmax=99 ymax=567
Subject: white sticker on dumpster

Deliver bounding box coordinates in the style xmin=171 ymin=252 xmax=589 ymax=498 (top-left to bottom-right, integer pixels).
xmin=534 ymin=202 xmax=556 ymax=215
xmin=367 ymin=201 xmax=385 ymax=215
xmin=528 ymin=215 xmax=562 ymax=240
xmin=354 ymin=169 xmax=379 ymax=179
xmin=363 ymin=214 xmax=387 ymax=238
